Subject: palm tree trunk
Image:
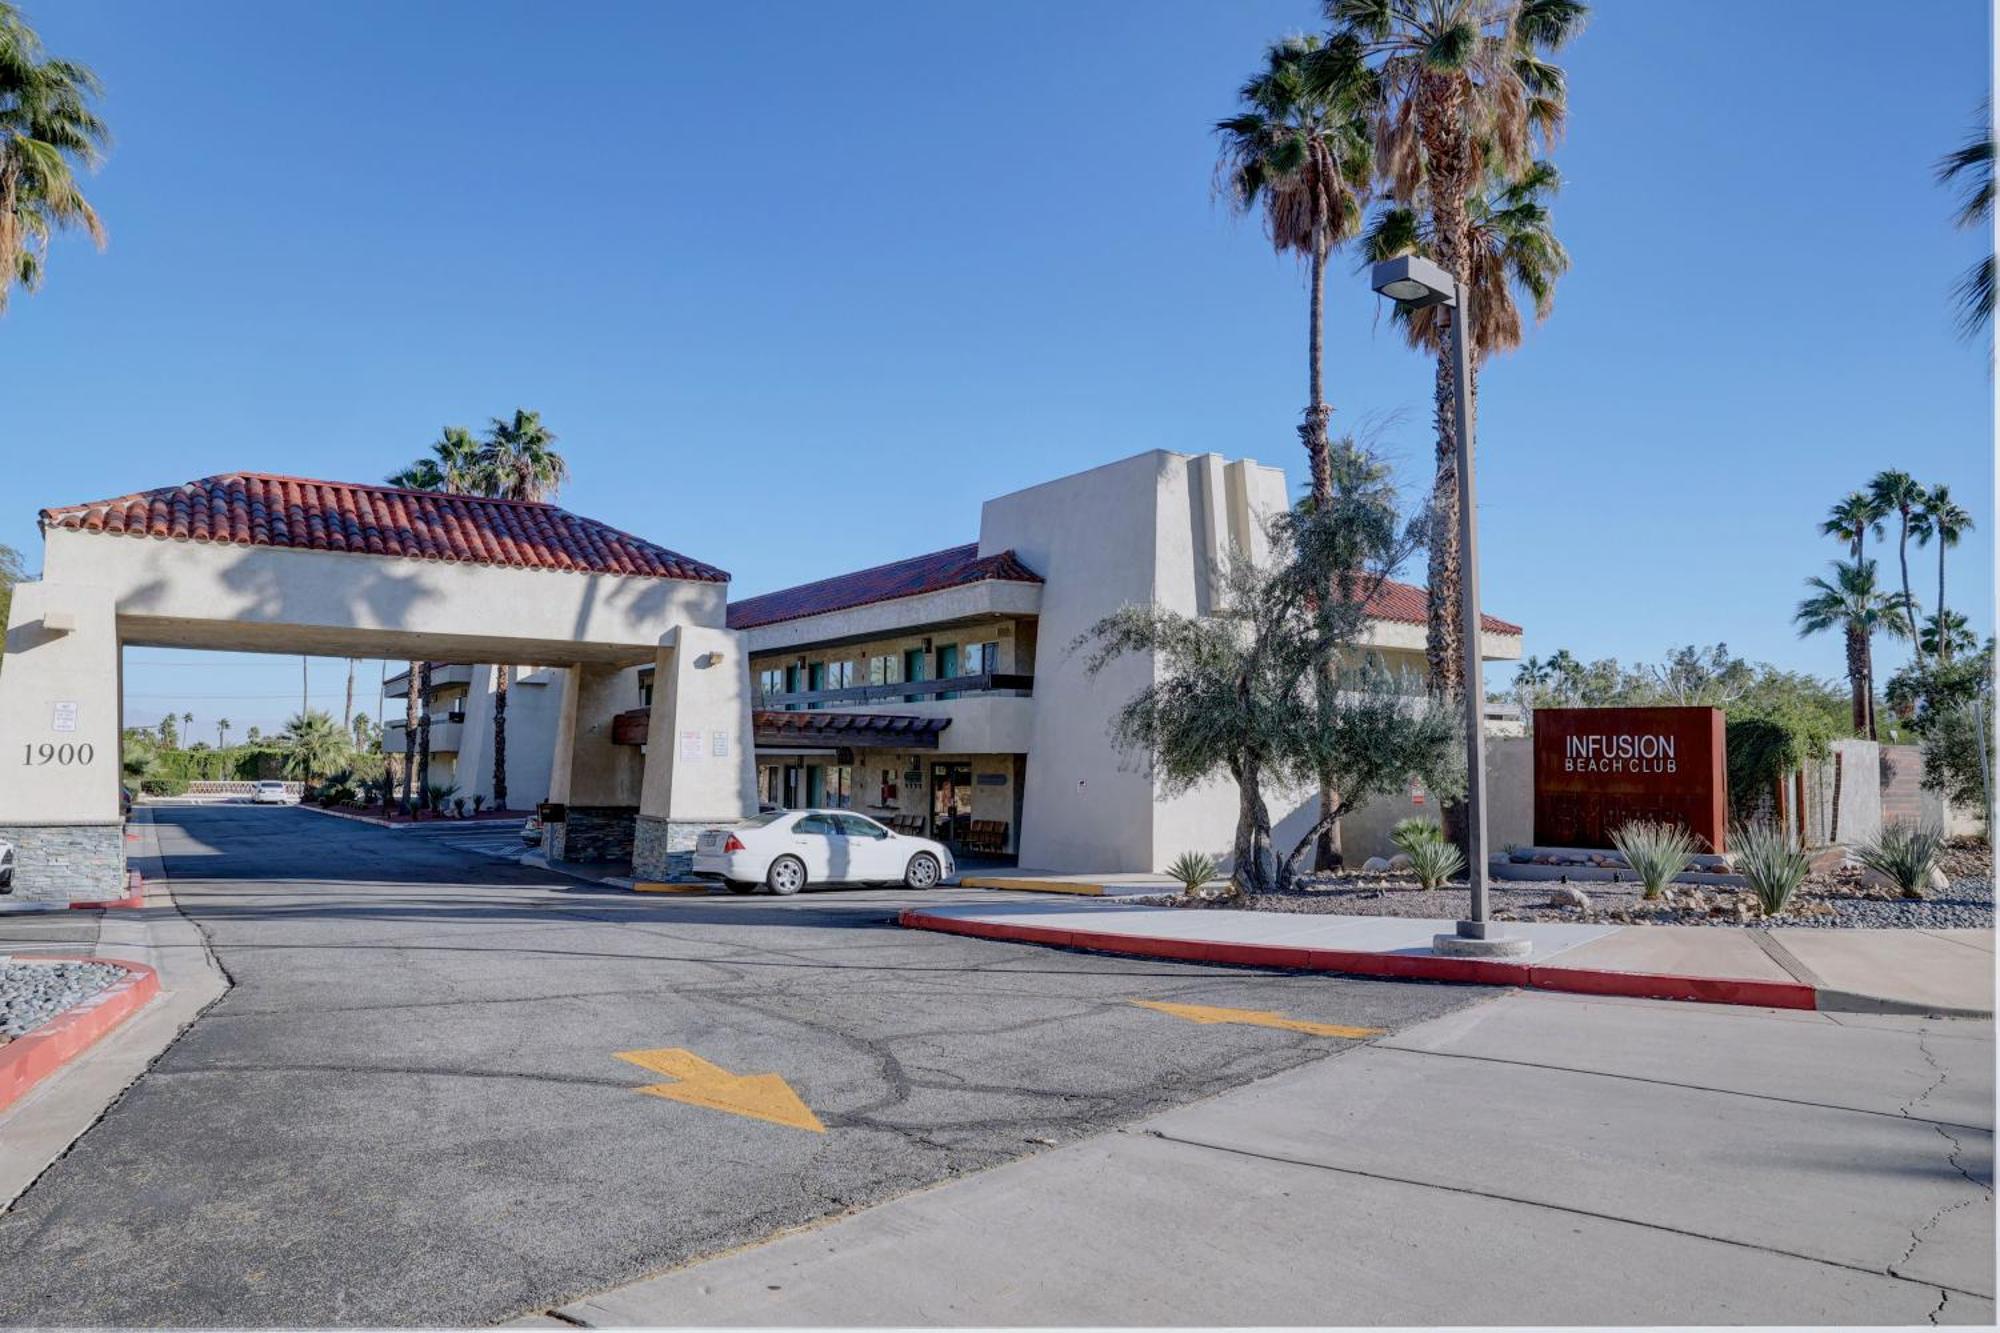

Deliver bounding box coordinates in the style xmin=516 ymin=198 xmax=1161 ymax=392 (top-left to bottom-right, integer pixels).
xmin=416 ymin=662 xmax=433 ymax=809
xmin=1897 ymin=518 xmax=1918 ymax=660
xmin=1864 ymin=639 xmax=1879 ymax=741
xmin=1844 ymin=623 xmax=1869 ymax=734
xmin=1937 ymin=545 xmax=1950 ymax=662
xmin=492 ymin=664 xmax=510 ymax=811
xmin=400 ymin=660 xmax=418 ymax=810
xmin=343 ymin=659 xmax=356 ymax=744
xmin=1301 ymin=232 xmax=1342 ymax=872
xmin=1416 ymin=71 xmax=1474 ymax=701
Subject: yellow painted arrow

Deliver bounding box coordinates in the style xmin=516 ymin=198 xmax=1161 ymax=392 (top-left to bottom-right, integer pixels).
xmin=1131 ymin=1000 xmax=1383 ymax=1039
xmin=614 ymin=1048 xmax=826 ymax=1133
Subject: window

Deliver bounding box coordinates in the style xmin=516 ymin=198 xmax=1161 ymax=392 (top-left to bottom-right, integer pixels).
xmin=827 ymin=660 xmax=856 ymax=690
xmin=821 ymin=765 xmax=853 ymax=808
xmin=868 ymin=654 xmax=903 ymax=686
xmin=963 ymin=641 xmax=1000 ymax=676
xmin=832 ymin=813 xmax=888 ymax=839
xmin=758 ymin=667 xmax=785 ymax=702
xmin=638 ymin=668 xmax=655 ymax=706
xmin=794 ymin=813 xmax=835 ymax=836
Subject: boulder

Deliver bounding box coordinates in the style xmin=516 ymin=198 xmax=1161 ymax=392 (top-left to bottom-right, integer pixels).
xmin=1546 ymin=885 xmax=1590 ymax=910
xmin=1361 ymin=856 xmax=1393 ymax=873
xmin=1388 ymin=853 xmax=1414 ymax=871
xmin=1858 ymin=864 xmax=1951 ymax=895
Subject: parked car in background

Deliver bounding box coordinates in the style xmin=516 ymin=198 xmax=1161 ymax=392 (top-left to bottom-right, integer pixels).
xmin=519 ymin=816 xmax=543 ymax=846
xmin=693 ymin=809 xmax=953 ymax=895
xmin=0 ymin=839 xmax=14 ymax=890
xmin=119 ymin=786 xmax=133 ymax=818
xmin=250 ymin=781 xmax=293 ymax=805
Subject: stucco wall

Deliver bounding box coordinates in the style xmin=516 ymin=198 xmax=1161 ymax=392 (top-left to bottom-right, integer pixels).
xmin=1338 ymin=736 xmax=1535 ymax=863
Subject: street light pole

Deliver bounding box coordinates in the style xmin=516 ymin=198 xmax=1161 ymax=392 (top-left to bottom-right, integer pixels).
xmin=1368 ymin=254 xmax=1524 ymax=959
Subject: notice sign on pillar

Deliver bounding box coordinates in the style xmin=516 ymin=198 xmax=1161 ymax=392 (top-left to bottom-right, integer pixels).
xmin=51 ymin=701 xmax=78 ymax=733
xmin=679 ymin=730 xmax=703 ymax=761
xmin=711 ymin=731 xmax=728 ymax=758
xmin=1533 ymin=706 xmax=1728 ymax=852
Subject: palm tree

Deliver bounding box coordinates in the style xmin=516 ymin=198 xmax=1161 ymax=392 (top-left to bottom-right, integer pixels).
xmin=1361 ymin=156 xmax=1569 ymax=368
xmin=1919 ymin=609 xmax=1978 ymax=662
xmin=1318 ymin=0 xmax=1585 ymax=699
xmin=1867 ymin=470 xmax=1926 ymax=664
xmin=216 ymin=717 xmax=230 ymax=748
xmin=478 ymin=409 xmax=569 ymax=811
xmin=1795 ymin=558 xmax=1909 ymax=738
xmin=1937 ymin=101 xmax=1993 ymax=338
xmin=1216 ymin=35 xmax=1374 ymax=507
xmin=279 ymin=709 xmax=349 ymax=784
xmin=1820 ymin=491 xmax=1879 ymax=563
xmin=1545 ymin=647 xmax=1582 ymax=704
xmin=1914 ymin=483 xmax=1974 ymax=663
xmin=0 ymin=3 xmax=109 ymax=315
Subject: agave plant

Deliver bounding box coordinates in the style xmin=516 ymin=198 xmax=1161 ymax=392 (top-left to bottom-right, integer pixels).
xmin=1733 ymin=822 xmax=1809 ymax=918
xmin=1167 ymin=850 xmax=1222 ymax=899
xmin=1405 ymin=836 xmax=1464 ymax=891
xmin=1390 ymin=817 xmax=1446 ymax=855
xmin=1855 ymin=821 xmax=1946 ymax=899
xmin=1609 ymin=821 xmax=1697 ymax=900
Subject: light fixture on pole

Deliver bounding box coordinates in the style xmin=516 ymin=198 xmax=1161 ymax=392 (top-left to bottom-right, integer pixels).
xmin=1369 ymin=255 xmax=1528 ymax=960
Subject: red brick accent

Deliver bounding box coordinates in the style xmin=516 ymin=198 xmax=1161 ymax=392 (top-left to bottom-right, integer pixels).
xmin=0 ymin=958 xmax=160 ymax=1114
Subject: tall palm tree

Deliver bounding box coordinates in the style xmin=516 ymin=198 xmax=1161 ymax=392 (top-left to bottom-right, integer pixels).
xmin=1318 ymin=0 xmax=1585 ymax=698
xmin=0 ymin=3 xmax=108 ymax=314
xmin=216 ymin=717 xmax=230 ymax=748
xmin=388 ymin=425 xmax=490 ymax=810
xmin=1361 ymin=156 xmax=1569 ymax=368
xmin=1937 ymin=101 xmax=1994 ymax=338
xmin=279 ymin=709 xmax=349 ymax=784
xmin=1919 ymin=609 xmax=1977 ymax=663
xmin=1217 ymin=41 xmax=1373 ymax=870
xmin=478 ymin=409 xmax=569 ymax=812
xmin=1544 ymin=646 xmax=1582 ymax=704
xmin=1795 ymin=558 xmax=1909 ymax=738
xmin=1820 ymin=490 xmax=1879 ymax=563
xmin=1867 ymin=470 xmax=1926 ymax=665
xmin=1914 ymin=483 xmax=1974 ymax=663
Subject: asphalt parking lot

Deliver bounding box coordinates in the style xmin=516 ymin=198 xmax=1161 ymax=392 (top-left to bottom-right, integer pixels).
xmin=0 ymin=805 xmax=1490 ymax=1326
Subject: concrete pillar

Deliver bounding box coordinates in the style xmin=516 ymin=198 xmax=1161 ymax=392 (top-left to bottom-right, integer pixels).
xmin=543 ymin=663 xmax=644 ymax=864
xmin=634 ymin=626 xmax=757 ymax=880
xmin=0 ymin=582 xmax=126 ymax=903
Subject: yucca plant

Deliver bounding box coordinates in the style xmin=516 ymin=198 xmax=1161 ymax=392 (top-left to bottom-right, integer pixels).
xmin=1405 ymin=836 xmax=1464 ymax=891
xmin=1390 ymin=817 xmax=1446 ymax=856
xmin=1733 ymin=822 xmax=1809 ymax=918
xmin=1609 ymin=820 xmax=1697 ymax=900
xmin=1167 ymin=850 xmax=1220 ymax=898
xmin=1855 ymin=821 xmax=1946 ymax=899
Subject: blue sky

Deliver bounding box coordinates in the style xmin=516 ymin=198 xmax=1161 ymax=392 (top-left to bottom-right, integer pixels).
xmin=4 ymin=1 xmax=1992 ymax=736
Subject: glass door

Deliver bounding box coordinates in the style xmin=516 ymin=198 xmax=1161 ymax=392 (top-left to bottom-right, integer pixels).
xmin=930 ymin=761 xmax=972 ymax=846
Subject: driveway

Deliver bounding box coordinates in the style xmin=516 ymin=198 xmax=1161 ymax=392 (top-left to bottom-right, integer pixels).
xmin=0 ymin=805 xmax=1483 ymax=1327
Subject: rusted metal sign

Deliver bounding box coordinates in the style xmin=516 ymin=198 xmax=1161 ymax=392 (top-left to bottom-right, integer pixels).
xmin=1533 ymin=706 xmax=1729 ymax=852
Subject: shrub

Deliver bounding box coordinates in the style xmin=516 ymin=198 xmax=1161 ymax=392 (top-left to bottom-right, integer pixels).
xmin=1390 ymin=818 xmax=1446 ymax=856
xmin=1609 ymin=820 xmax=1697 ymax=900
xmin=1167 ymin=850 xmax=1220 ymax=898
xmin=472 ymin=793 xmax=487 ymax=813
xmin=1855 ymin=821 xmax=1946 ymax=899
xmin=1733 ymin=822 xmax=1809 ymax=918
xmin=1405 ymin=836 xmax=1465 ymax=891
xmin=424 ymin=781 xmax=459 ymax=814
xmin=138 ymin=776 xmax=188 ymax=796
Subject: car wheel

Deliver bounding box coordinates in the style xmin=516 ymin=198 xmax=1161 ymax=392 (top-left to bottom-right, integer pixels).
xmin=725 ymin=879 xmax=757 ymax=895
xmin=904 ymin=852 xmax=941 ymax=890
xmin=766 ymin=856 xmax=807 ymax=896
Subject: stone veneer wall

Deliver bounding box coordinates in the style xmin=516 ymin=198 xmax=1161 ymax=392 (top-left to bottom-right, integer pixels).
xmin=633 ymin=814 xmax=735 ymax=882
xmin=546 ymin=805 xmax=638 ymax=865
xmin=0 ymin=822 xmax=125 ymax=903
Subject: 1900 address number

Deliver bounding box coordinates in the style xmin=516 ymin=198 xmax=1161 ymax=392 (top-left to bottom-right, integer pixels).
xmin=23 ymin=742 xmax=94 ymax=766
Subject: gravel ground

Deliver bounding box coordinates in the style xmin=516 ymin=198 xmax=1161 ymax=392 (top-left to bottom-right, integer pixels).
xmin=0 ymin=960 xmax=128 ymax=1043
xmin=1152 ymin=842 xmax=1996 ymax=931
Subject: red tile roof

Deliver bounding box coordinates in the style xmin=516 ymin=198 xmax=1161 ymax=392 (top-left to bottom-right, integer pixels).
xmin=40 ymin=473 xmax=728 ymax=582
xmin=728 ymin=543 xmax=1042 ymax=630
xmin=1367 ymin=578 xmax=1522 ymax=636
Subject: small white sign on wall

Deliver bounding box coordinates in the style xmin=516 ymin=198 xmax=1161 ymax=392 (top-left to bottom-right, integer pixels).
xmin=711 ymin=731 xmax=729 ymax=758
xmin=51 ymin=701 xmax=78 ymax=733
xmin=679 ymin=730 xmax=703 ymax=761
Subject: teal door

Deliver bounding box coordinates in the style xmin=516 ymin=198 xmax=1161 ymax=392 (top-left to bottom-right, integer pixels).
xmin=902 ymin=648 xmax=926 ymax=702
xmin=936 ymin=644 xmax=959 ymax=700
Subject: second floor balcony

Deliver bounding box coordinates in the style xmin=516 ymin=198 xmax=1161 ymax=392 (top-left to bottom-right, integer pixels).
xmin=754 ymin=670 xmax=1032 ymax=712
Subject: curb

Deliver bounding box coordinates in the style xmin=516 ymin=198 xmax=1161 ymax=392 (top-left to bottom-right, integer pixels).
xmin=0 ymin=957 xmax=162 ymax=1115
xmin=898 ymin=909 xmax=1820 ymax=1012
xmin=69 ymin=869 xmax=146 ymax=912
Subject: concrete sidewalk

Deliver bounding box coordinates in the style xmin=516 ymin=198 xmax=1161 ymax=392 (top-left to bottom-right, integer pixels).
xmin=545 ymin=990 xmax=1995 ymax=1326
xmin=902 ymin=901 xmax=1996 ymax=1016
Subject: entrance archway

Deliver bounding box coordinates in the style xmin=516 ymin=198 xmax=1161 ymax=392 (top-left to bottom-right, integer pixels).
xmin=0 ymin=473 xmax=757 ymax=902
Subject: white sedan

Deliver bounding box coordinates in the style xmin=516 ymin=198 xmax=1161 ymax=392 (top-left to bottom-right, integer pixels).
xmin=692 ymin=809 xmax=954 ymax=895
xmin=250 ymin=781 xmax=294 ymax=805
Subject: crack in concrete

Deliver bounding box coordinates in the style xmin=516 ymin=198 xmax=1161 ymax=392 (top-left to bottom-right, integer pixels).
xmin=1891 ymin=1025 xmax=1995 ymax=1288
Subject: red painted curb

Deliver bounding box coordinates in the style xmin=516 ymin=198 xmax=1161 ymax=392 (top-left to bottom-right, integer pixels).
xmin=0 ymin=957 xmax=161 ymax=1114
xmin=898 ymin=910 xmax=1820 ymax=1012
xmin=69 ymin=870 xmax=145 ymax=912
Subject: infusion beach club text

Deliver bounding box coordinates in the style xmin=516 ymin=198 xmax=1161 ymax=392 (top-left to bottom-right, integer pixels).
xmin=1534 ymin=706 xmax=1727 ymax=851
xmin=1564 ymin=732 xmax=1679 ymax=774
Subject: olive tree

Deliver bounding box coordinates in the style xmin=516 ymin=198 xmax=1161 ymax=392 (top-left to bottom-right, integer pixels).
xmin=1077 ymin=463 xmax=1463 ymax=894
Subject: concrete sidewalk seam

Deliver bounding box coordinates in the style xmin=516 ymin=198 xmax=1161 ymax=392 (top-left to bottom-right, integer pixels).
xmin=1133 ymin=1127 xmax=1998 ymax=1303
xmin=1749 ymin=928 xmax=1827 ymax=987
xmin=1367 ymin=1041 xmax=1997 ymax=1136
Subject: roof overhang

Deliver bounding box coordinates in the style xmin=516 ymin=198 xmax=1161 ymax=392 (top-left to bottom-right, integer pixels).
xmin=738 ymin=579 xmax=1042 ymax=656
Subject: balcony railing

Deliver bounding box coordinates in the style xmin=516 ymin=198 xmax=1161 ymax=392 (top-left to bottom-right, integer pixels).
xmin=757 ymin=672 xmax=1033 ymax=711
